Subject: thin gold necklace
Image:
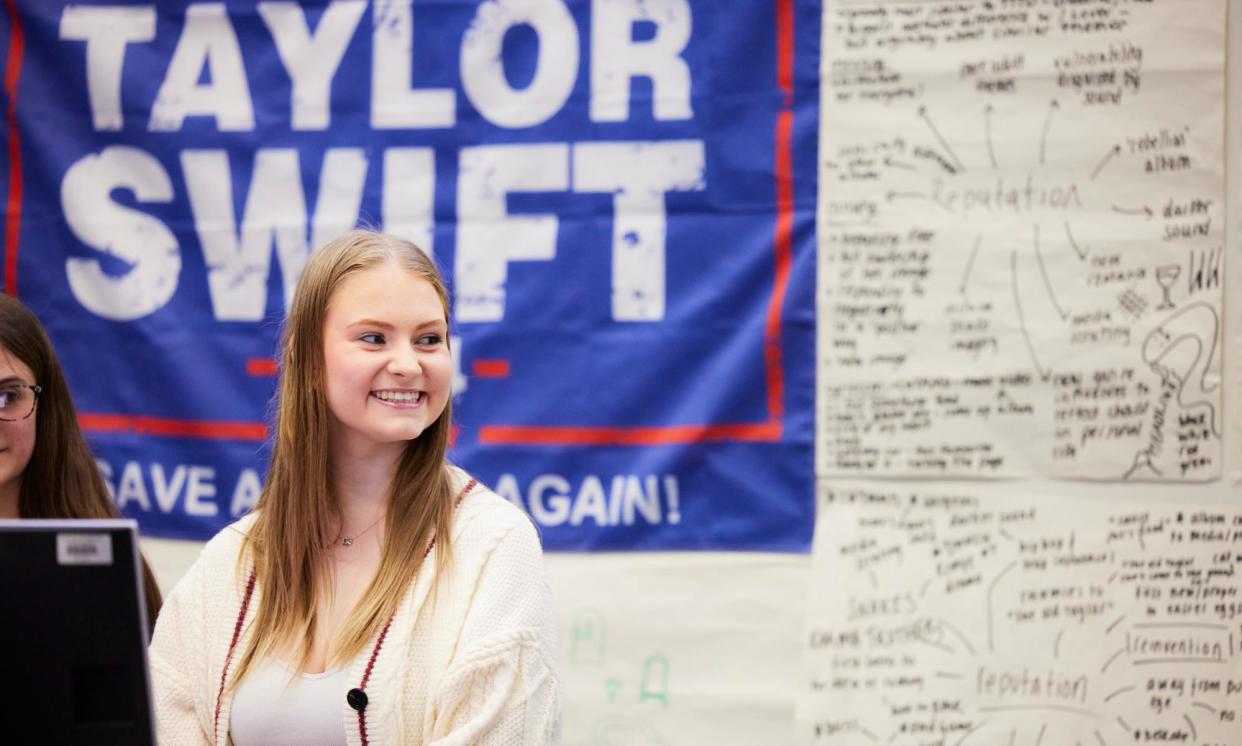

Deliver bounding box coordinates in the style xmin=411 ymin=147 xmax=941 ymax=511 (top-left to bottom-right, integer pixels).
xmin=336 ymin=513 xmax=386 ymax=547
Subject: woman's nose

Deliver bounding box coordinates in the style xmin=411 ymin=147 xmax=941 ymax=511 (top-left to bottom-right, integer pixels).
xmin=387 ymin=344 xmax=422 ymax=376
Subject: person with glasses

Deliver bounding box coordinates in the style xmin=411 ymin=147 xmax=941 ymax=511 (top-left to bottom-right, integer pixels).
xmin=0 ymin=293 xmax=162 ymax=628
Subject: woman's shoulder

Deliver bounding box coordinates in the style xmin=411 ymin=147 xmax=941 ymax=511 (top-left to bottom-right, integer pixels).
xmin=156 ymin=513 xmax=258 ymax=622
xmin=448 ymin=466 xmax=541 ymax=550
xmin=191 ymin=511 xmax=259 ymax=570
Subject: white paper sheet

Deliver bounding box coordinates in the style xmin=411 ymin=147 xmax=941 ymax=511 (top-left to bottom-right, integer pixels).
xmin=817 ymin=0 xmax=1227 ymax=480
xmin=548 ymin=552 xmax=809 ymax=744
xmin=797 ymin=482 xmax=1242 ymax=744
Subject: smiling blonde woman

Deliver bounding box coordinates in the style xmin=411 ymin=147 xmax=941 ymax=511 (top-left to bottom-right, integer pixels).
xmin=149 ymin=230 xmax=559 ymax=745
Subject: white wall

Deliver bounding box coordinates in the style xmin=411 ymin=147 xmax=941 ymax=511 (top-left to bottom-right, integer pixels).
xmin=141 ymin=2 xmax=1242 ymax=743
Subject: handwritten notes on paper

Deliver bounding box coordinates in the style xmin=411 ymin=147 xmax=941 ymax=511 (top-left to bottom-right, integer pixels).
xmin=797 ymin=484 xmax=1242 ymax=745
xmin=817 ymin=0 xmax=1227 ymax=480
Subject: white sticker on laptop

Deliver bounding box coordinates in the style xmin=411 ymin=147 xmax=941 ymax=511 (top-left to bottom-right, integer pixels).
xmin=56 ymin=533 xmax=113 ymax=566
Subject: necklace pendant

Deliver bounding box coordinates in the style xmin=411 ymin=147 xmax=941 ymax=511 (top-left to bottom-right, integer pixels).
xmin=342 ymin=536 xmax=354 ymax=547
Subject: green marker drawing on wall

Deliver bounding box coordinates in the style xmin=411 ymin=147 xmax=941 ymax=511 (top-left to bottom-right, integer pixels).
xmin=571 ymin=609 xmax=607 ymax=666
xmin=639 ymin=652 xmax=670 ymax=706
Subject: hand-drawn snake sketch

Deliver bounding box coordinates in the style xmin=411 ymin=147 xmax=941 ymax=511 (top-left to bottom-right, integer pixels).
xmin=1139 ymin=301 xmax=1222 ymax=439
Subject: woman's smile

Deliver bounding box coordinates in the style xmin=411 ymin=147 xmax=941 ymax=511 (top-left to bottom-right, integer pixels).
xmin=371 ymin=389 xmax=425 ymax=407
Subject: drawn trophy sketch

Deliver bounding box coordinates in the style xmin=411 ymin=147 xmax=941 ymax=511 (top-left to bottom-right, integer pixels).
xmin=798 ymin=484 xmax=1242 ymax=745
xmin=816 ymin=0 xmax=1226 ymax=480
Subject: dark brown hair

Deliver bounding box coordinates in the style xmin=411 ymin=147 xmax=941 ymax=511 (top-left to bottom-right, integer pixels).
xmin=0 ymin=293 xmax=162 ymax=628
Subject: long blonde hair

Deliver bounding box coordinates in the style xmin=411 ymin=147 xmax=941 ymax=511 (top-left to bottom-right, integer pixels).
xmin=233 ymin=230 xmax=456 ymax=681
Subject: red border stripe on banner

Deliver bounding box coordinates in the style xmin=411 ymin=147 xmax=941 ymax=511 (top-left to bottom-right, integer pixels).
xmin=3 ymin=0 xmax=24 ymax=297
xmin=480 ymin=422 xmax=781 ymax=447
xmin=78 ymin=414 xmax=268 ymax=442
xmin=246 ymin=357 xmax=279 ymax=377
xmin=765 ymin=108 xmax=794 ymax=422
xmin=767 ymin=0 xmax=795 ymax=418
xmin=472 ymin=359 xmax=511 ymax=378
xmin=776 ymin=0 xmax=795 ymax=100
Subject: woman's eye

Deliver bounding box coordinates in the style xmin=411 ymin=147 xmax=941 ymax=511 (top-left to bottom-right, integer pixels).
xmin=359 ymin=333 xmax=385 ymax=345
xmin=417 ymin=334 xmax=442 ymax=347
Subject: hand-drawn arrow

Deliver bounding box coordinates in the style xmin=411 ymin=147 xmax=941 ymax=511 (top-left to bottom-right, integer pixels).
xmin=1039 ymin=99 xmax=1059 ymax=164
xmin=883 ymin=156 xmax=917 ymax=171
xmin=1065 ymin=222 xmax=1088 ymax=260
xmin=1091 ymin=145 xmax=1121 ymax=180
xmin=959 ymin=235 xmax=982 ymax=294
xmin=1011 ymin=249 xmax=1051 ymax=381
xmin=1034 ymin=224 xmax=1069 ymax=320
xmin=919 ymin=105 xmax=966 ymax=172
xmin=1111 ymin=204 xmax=1153 ymax=218
xmin=987 ymin=559 xmax=1020 ymax=652
xmin=985 ymin=105 xmax=998 ymax=169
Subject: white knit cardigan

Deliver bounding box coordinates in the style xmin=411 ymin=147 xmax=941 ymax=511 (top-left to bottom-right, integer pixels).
xmin=148 ymin=471 xmax=560 ymax=745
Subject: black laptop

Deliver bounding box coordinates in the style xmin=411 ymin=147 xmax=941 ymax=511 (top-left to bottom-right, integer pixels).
xmin=0 ymin=519 xmax=156 ymax=744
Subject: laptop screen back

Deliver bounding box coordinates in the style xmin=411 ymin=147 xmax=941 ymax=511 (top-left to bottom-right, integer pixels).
xmin=0 ymin=519 xmax=155 ymax=745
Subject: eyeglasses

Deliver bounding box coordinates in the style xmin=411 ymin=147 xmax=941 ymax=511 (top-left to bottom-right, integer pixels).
xmin=0 ymin=384 xmax=41 ymax=421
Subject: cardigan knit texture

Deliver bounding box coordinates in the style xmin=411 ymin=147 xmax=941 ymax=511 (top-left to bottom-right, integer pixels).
xmin=148 ymin=470 xmax=560 ymax=745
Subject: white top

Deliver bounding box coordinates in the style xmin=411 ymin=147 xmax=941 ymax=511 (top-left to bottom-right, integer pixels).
xmin=230 ymin=658 xmax=350 ymax=746
xmin=149 ymin=468 xmax=560 ymax=745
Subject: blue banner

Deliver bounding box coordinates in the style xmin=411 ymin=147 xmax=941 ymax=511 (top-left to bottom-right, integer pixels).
xmin=1 ymin=0 xmax=818 ymax=551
